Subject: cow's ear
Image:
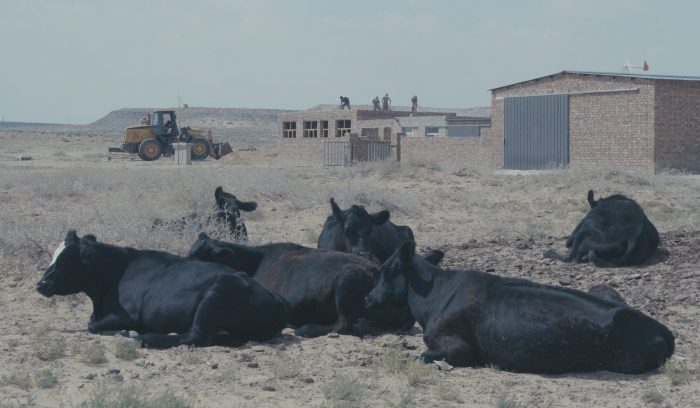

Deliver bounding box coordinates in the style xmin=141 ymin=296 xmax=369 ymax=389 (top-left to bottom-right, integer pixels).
xmin=237 ymin=200 xmax=257 ymax=212
xmin=78 ymin=239 xmax=96 ymax=264
xmin=65 ymin=229 xmax=78 ymax=243
xmin=587 ymin=190 xmax=596 ymax=208
xmin=423 ymin=249 xmax=444 ymax=266
xmin=330 ymin=198 xmax=344 ymax=221
xmin=198 ymin=232 xmax=210 ymax=240
xmin=370 ymin=210 xmax=390 ymax=226
xmin=399 ymin=240 xmax=416 ymax=264
xmin=214 ymin=187 xmax=224 ymax=204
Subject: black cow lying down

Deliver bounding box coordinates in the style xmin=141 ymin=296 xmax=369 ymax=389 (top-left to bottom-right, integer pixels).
xmin=36 ymin=230 xmax=288 ymax=348
xmin=317 ymin=198 xmax=415 ymax=263
xmin=189 ymin=233 xmax=443 ymax=338
xmin=366 ymin=241 xmax=674 ymax=374
xmin=545 ymin=190 xmax=660 ymax=266
xmin=153 ymin=186 xmax=256 ymax=242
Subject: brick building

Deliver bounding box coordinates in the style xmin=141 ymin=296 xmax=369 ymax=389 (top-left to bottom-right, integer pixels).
xmin=492 ymin=71 xmax=700 ymax=172
xmin=276 ymin=109 xmax=466 ymax=165
xmin=277 ymin=71 xmax=700 ymax=172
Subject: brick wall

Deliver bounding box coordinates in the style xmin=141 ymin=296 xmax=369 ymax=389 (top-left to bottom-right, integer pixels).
xmin=277 ymin=135 xmax=350 ymax=166
xmin=492 ymin=73 xmax=657 ymax=171
xmin=401 ymin=127 xmax=499 ymax=168
xmin=655 ymin=80 xmax=700 ymax=172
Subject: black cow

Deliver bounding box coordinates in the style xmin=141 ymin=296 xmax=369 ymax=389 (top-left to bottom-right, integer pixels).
xmin=36 ymin=230 xmax=288 ymax=348
xmin=189 ymin=233 xmax=443 ymax=337
xmin=153 ymin=186 xmax=256 ymax=242
xmin=317 ymin=198 xmax=415 ymax=263
xmin=366 ymin=241 xmax=674 ymax=374
xmin=544 ymin=190 xmax=659 ymax=266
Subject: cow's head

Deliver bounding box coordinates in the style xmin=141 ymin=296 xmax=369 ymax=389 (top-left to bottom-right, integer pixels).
xmin=329 ymin=198 xmax=390 ymax=259
xmin=214 ymin=186 xmax=257 ymax=216
xmin=36 ymin=230 xmax=95 ymax=297
xmin=365 ymin=240 xmax=417 ymax=310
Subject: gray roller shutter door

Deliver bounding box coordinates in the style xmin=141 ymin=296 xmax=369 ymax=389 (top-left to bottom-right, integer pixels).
xmin=504 ymin=94 xmax=569 ymax=170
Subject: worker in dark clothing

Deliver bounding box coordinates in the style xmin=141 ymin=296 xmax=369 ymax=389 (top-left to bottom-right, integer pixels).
xmin=340 ymin=96 xmax=351 ymax=110
xmin=372 ymin=96 xmax=381 ymax=111
xmin=411 ymin=95 xmax=418 ymax=112
xmin=382 ymin=93 xmax=391 ymax=111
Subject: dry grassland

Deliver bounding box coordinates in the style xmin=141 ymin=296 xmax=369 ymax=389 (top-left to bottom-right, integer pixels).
xmin=0 ymin=130 xmax=698 ymax=407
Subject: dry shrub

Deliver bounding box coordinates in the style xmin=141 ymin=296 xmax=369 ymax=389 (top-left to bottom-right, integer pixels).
xmin=0 ymin=370 xmax=32 ymax=391
xmin=34 ymin=369 xmax=59 ymax=389
xmin=32 ymin=326 xmax=66 ymax=361
xmin=114 ymin=338 xmax=140 ymax=361
xmin=434 ymin=384 xmax=463 ymax=403
xmin=271 ymin=352 xmax=301 ymax=379
xmin=381 ymin=350 xmax=434 ymax=386
xmin=496 ymin=393 xmax=522 ymax=408
xmin=82 ymin=380 xmax=191 ymax=408
xmin=640 ymin=389 xmax=665 ymax=404
xmin=80 ymin=341 xmax=107 ymax=365
xmin=322 ymin=373 xmax=365 ymax=408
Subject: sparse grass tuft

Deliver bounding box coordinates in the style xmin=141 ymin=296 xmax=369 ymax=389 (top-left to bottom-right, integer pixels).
xmin=176 ymin=345 xmax=203 ymax=365
xmin=322 ymin=373 xmax=365 ymax=408
xmin=662 ymin=360 xmax=695 ymax=386
xmin=210 ymin=369 xmax=237 ymax=384
xmin=640 ymin=389 xmax=665 ymax=404
xmin=0 ymin=370 xmax=32 ymax=391
xmin=34 ymin=369 xmax=59 ymax=389
xmin=80 ymin=341 xmax=108 ymax=365
xmin=381 ymin=350 xmax=434 ymax=386
xmin=32 ymin=326 xmax=66 ymax=361
xmin=114 ymin=339 xmax=140 ymax=361
xmin=383 ymin=391 xmax=416 ymax=408
xmin=382 ymin=349 xmax=409 ymax=375
xmin=434 ymin=384 xmax=463 ymax=403
xmin=271 ymin=352 xmax=301 ymax=379
xmin=82 ymin=380 xmax=191 ymax=408
xmin=496 ymin=393 xmax=522 ymax=408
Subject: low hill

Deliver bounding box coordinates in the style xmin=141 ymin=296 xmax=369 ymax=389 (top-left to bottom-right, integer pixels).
xmin=0 ymin=107 xmax=290 ymax=147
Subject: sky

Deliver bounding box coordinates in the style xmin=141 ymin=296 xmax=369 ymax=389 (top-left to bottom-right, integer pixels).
xmin=1 ymin=0 xmax=699 ymax=124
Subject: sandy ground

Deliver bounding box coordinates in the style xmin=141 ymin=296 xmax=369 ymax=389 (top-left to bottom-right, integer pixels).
xmin=0 ymin=130 xmax=698 ymax=407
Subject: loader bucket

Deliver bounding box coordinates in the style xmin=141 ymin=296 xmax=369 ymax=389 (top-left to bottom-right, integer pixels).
xmin=212 ymin=142 xmax=233 ymax=160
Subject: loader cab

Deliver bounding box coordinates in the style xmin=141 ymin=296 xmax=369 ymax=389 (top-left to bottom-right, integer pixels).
xmin=152 ymin=110 xmax=178 ymax=140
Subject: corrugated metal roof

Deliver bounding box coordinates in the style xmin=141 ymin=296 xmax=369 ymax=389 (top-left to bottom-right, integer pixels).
xmin=490 ymin=70 xmax=700 ymax=91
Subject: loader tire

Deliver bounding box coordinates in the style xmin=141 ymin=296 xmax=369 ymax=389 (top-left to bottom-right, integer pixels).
xmin=138 ymin=139 xmax=161 ymax=161
xmin=190 ymin=137 xmax=210 ymax=161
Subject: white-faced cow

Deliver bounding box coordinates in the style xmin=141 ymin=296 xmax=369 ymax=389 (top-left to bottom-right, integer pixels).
xmin=36 ymin=230 xmax=289 ymax=348
xmin=317 ymin=198 xmax=415 ymax=263
xmin=366 ymin=241 xmax=674 ymax=374
xmin=189 ymin=233 xmax=443 ymax=338
xmin=153 ymin=186 xmax=256 ymax=242
xmin=544 ymin=190 xmax=659 ymax=266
